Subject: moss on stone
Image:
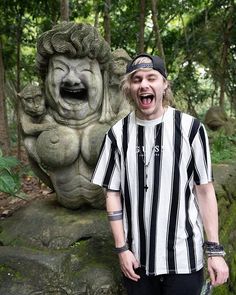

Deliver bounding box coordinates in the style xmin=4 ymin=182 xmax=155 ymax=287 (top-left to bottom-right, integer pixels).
xmin=0 ymin=264 xmax=24 ymax=281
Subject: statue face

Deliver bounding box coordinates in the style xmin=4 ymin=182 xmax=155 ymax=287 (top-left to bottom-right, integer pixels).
xmin=45 ymin=55 xmax=103 ymax=122
xmin=22 ymin=93 xmax=45 ymax=117
xmin=112 ymin=57 xmax=129 ymax=76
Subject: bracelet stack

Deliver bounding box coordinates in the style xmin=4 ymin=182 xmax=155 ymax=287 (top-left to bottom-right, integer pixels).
xmin=204 ymin=241 xmax=226 ymax=257
xmin=114 ymin=243 xmax=129 ymax=254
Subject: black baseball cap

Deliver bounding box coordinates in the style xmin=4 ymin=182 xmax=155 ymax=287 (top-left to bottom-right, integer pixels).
xmin=126 ymin=53 xmax=167 ymax=78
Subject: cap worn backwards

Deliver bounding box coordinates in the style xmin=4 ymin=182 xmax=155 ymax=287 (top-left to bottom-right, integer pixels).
xmin=126 ymin=53 xmax=167 ymax=79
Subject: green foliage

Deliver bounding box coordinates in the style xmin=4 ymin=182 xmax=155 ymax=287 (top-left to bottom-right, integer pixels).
xmin=0 ymin=150 xmax=26 ymax=199
xmin=210 ymin=132 xmax=236 ymax=164
xmin=0 ymin=0 xmax=235 ymax=118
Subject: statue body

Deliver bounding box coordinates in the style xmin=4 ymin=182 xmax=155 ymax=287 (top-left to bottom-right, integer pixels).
xmin=20 ymin=22 xmax=131 ymax=209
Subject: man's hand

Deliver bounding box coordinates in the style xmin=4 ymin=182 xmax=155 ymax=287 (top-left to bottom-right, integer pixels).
xmin=208 ymin=256 xmax=229 ymax=286
xmin=118 ymin=250 xmax=140 ymax=281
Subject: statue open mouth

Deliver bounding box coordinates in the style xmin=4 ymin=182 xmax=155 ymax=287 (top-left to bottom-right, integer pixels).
xmin=60 ymin=85 xmax=88 ymax=105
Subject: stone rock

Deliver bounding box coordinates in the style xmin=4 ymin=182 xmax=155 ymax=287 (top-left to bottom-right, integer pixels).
xmin=213 ymin=163 xmax=236 ymax=201
xmin=204 ymin=106 xmax=228 ymax=131
xmin=212 ymin=162 xmax=236 ymax=295
xmin=0 ymin=197 xmax=125 ymax=295
xmin=204 ymin=106 xmax=236 ymax=137
xmin=1 ymin=163 xmax=235 ymax=294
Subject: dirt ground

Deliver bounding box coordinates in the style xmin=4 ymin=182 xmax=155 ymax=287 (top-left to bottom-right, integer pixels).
xmin=0 ymin=177 xmax=51 ymax=219
xmin=0 ymin=174 xmax=52 ymax=220
xmin=0 ymin=147 xmax=54 ymax=219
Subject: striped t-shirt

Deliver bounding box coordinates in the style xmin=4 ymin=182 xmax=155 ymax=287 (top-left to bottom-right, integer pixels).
xmin=91 ymin=107 xmax=213 ymax=275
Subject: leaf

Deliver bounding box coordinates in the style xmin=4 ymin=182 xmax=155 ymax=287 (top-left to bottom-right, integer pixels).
xmin=0 ymin=170 xmax=20 ymax=194
xmin=0 ymin=156 xmax=20 ymax=170
xmin=13 ymin=192 xmax=28 ymax=200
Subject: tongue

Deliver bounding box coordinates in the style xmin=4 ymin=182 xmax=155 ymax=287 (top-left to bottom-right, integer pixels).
xmin=142 ymin=98 xmax=152 ymax=105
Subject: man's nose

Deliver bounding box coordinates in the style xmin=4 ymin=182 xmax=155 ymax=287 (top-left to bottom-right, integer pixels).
xmin=140 ymin=79 xmax=149 ymax=89
xmin=62 ymin=70 xmax=81 ymax=85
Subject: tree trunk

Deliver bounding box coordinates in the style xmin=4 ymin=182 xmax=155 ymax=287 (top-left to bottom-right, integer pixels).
xmin=16 ymin=22 xmax=22 ymax=160
xmin=94 ymin=1 xmax=100 ymax=28
xmin=138 ymin=0 xmax=145 ymax=53
xmin=104 ymin=0 xmax=111 ymax=44
xmin=151 ymin=0 xmax=166 ymax=67
xmin=50 ymin=2 xmax=59 ymax=25
xmin=60 ymin=0 xmax=69 ymax=22
xmin=219 ymin=2 xmax=233 ymax=108
xmin=0 ymin=38 xmax=10 ymax=155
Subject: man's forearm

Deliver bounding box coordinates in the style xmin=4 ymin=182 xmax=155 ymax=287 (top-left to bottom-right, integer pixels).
xmin=196 ymin=183 xmax=229 ymax=286
xmin=106 ymin=190 xmax=126 ymax=247
xmin=195 ymin=182 xmax=219 ymax=243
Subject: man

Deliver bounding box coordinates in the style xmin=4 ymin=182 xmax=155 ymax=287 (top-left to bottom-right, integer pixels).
xmin=91 ymin=53 xmax=229 ymax=295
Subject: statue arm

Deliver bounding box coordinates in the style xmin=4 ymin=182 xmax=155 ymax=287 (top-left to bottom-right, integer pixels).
xmin=20 ymin=112 xmax=56 ymax=136
xmin=28 ymin=157 xmax=54 ymax=190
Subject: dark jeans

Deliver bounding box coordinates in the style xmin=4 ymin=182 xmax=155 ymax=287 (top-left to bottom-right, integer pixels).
xmin=123 ymin=267 xmax=204 ymax=295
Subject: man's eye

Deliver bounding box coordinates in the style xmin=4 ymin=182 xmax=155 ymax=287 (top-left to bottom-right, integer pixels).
xmin=132 ymin=78 xmax=140 ymax=83
xmin=148 ymin=77 xmax=156 ymax=82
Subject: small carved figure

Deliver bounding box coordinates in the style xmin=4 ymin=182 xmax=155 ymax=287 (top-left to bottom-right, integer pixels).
xmin=19 ymin=84 xmax=56 ymax=139
xmin=108 ymin=49 xmax=133 ymax=118
xmin=19 ymin=84 xmax=56 ymax=189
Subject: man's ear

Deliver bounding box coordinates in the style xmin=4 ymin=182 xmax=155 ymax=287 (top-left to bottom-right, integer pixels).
xmin=163 ymin=78 xmax=168 ymax=90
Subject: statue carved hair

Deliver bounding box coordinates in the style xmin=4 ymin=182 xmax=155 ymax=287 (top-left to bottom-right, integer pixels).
xmin=36 ymin=22 xmax=111 ymax=80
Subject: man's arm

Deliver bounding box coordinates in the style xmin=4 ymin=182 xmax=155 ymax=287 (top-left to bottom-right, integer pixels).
xmin=195 ymin=182 xmax=229 ymax=286
xmin=106 ymin=190 xmax=140 ymax=281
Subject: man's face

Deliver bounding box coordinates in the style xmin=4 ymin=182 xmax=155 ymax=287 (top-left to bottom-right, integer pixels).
xmin=46 ymin=55 xmax=103 ymax=123
xmin=130 ymin=69 xmax=167 ymax=120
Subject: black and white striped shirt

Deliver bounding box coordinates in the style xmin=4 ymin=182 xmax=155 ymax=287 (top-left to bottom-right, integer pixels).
xmin=91 ymin=107 xmax=213 ymax=275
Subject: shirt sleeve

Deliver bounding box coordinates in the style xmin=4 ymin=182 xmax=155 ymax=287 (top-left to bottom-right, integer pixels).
xmin=91 ymin=131 xmax=121 ymax=191
xmin=192 ymin=123 xmax=213 ymax=185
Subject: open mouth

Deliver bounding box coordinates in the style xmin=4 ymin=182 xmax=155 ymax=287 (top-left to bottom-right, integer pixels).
xmin=139 ymin=94 xmax=154 ymax=105
xmin=60 ymin=84 xmax=88 ymax=105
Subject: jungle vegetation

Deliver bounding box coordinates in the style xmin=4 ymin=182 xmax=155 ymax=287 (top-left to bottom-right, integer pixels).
xmin=0 ymin=0 xmax=235 ymax=158
xmin=0 ymin=1 xmax=235 ymax=294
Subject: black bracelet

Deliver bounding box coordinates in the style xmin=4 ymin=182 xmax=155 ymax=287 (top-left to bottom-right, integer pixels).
xmin=204 ymin=241 xmax=224 ymax=251
xmin=114 ymin=244 xmax=129 ymax=254
xmin=204 ymin=241 xmax=226 ymax=257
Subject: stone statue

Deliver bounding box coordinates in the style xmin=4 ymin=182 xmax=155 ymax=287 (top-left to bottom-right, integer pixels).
xmin=204 ymin=106 xmax=228 ymax=131
xmin=204 ymin=106 xmax=236 ymax=136
xmin=20 ymin=22 xmax=131 ymax=209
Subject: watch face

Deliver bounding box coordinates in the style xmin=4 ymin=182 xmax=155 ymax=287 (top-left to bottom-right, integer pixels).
xmin=200 ymin=280 xmax=213 ymax=295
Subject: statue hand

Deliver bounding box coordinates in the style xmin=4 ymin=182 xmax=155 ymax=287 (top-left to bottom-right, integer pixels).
xmin=43 ymin=123 xmax=57 ymax=131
